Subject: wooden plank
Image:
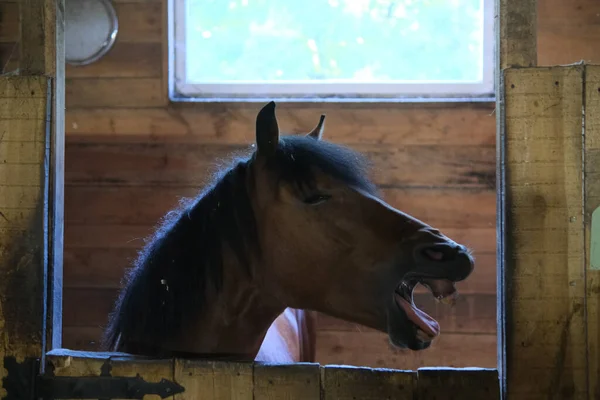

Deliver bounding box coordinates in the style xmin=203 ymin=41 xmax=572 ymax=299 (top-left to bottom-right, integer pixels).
xmin=0 ymin=2 xmax=18 ymax=42
xmin=316 ymin=331 xmax=497 ymax=370
xmin=61 ymin=287 xmax=495 ymax=332
xmin=174 ymin=359 xmax=253 ymax=400
xmin=65 ymin=78 xmax=164 ymax=108
xmin=0 ymin=42 xmax=18 ymax=74
xmin=320 ymin=365 xmax=415 ymax=400
xmin=502 ymin=66 xmax=587 ymax=399
xmin=585 ymin=65 xmax=600 ymax=400
xmin=64 ymin=141 xmax=495 ymax=189
xmin=417 ymin=367 xmax=499 ymax=400
xmin=115 ymin=2 xmax=163 ymax=43
xmin=65 ymin=42 xmax=162 ymax=78
xmin=317 ymin=293 xmax=496 ymax=334
xmin=0 ymin=76 xmax=51 ymax=398
xmin=498 ymin=0 xmax=537 ymax=69
xmin=64 ymin=105 xmax=496 ymax=146
xmin=20 ymin=0 xmax=57 ymax=74
xmin=254 ymin=363 xmax=320 ymax=399
xmin=62 ymin=224 xmax=494 ymax=252
xmin=45 ymin=349 xmax=178 ymax=397
xmin=538 ymin=0 xmax=600 ymax=66
xmin=62 ymin=245 xmax=495 ymax=293
xmin=63 ymin=186 xmax=496 ymax=228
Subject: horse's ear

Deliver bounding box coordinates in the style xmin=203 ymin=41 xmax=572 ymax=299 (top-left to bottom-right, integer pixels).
xmin=306 ymin=114 xmax=326 ymax=140
xmin=256 ymin=101 xmax=280 ymax=156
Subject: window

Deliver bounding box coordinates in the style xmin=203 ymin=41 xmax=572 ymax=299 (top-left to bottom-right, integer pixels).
xmin=169 ymin=0 xmax=494 ymax=101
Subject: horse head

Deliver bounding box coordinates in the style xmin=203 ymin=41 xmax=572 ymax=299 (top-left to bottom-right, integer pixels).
xmin=249 ymin=101 xmax=475 ymax=351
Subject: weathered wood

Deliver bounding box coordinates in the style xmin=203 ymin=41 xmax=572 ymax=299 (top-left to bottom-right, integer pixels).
xmin=417 ymin=367 xmax=499 ymax=400
xmin=61 ymin=288 xmax=496 ymax=332
xmin=502 ymin=66 xmax=587 ymax=398
xmin=498 ymin=0 xmax=537 ymax=69
xmin=0 ymin=76 xmax=51 ymax=398
xmin=317 ymin=293 xmax=496 ymax=333
xmin=538 ymin=0 xmax=600 ymax=66
xmin=46 ymin=349 xmax=177 ymax=398
xmin=174 ymin=359 xmax=253 ymax=400
xmin=65 ymin=42 xmax=162 ymax=78
xmin=0 ymin=2 xmax=18 ymax=42
xmin=321 ymin=365 xmax=416 ymax=400
xmin=63 ymin=186 xmax=496 ymax=229
xmin=42 ymin=350 xmax=500 ymax=398
xmin=584 ymin=65 xmax=600 ymax=400
xmin=63 ymin=141 xmax=494 ymax=189
xmin=65 ymin=78 xmax=165 ymax=108
xmin=64 ymin=106 xmax=496 ymax=146
xmin=62 ymin=245 xmax=495 ymax=293
xmin=116 ymin=2 xmax=163 ymax=43
xmin=254 ymin=363 xmax=320 ymax=399
xmin=316 ymin=331 xmax=497 ymax=370
xmin=20 ymin=0 xmax=57 ymax=74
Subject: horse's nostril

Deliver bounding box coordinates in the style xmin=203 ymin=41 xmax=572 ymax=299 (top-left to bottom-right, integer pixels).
xmin=422 ymin=245 xmax=458 ymax=262
xmin=423 ymin=248 xmax=445 ymax=261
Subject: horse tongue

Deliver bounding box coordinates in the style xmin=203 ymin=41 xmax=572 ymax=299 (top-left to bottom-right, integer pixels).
xmin=394 ymin=293 xmax=440 ymax=338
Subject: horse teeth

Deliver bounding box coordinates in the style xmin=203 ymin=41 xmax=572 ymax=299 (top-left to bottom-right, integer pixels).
xmin=439 ymin=292 xmax=458 ymax=306
xmin=416 ymin=329 xmax=430 ymax=342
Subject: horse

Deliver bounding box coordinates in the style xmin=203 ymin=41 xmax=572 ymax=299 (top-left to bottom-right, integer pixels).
xmin=101 ymin=101 xmax=475 ymax=364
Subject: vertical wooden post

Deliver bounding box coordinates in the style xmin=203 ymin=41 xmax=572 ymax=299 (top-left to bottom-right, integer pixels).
xmin=502 ymin=65 xmax=587 ymax=399
xmin=19 ymin=0 xmax=66 ymax=351
xmin=0 ymin=0 xmax=64 ymax=397
xmin=584 ymin=66 xmax=600 ymax=400
xmin=495 ymin=0 xmax=537 ymax=398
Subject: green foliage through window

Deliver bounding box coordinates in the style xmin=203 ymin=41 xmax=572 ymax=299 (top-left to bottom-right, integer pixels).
xmin=184 ymin=0 xmax=485 ymax=84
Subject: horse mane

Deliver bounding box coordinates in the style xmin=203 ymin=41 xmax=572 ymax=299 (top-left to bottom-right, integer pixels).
xmin=101 ymin=135 xmax=378 ymax=353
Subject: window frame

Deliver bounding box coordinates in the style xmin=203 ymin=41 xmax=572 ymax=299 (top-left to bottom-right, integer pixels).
xmin=167 ymin=0 xmax=496 ymax=103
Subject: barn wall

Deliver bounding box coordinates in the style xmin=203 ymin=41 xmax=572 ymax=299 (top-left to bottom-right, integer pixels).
xmin=1 ymin=0 xmax=597 ymax=370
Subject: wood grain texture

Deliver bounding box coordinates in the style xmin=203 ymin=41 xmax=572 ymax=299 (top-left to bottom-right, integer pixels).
xmin=498 ymin=0 xmax=537 ymax=68
xmin=538 ymin=0 xmax=600 ymax=65
xmin=62 ymin=245 xmax=495 ymax=293
xmin=254 ymin=363 xmax=320 ymax=400
xmin=65 ymin=78 xmax=165 ymax=108
xmin=65 ymin=42 xmax=162 ymax=78
xmin=417 ymin=367 xmax=499 ymax=400
xmin=320 ymin=365 xmax=416 ymax=400
xmin=63 ymin=141 xmax=495 ymax=190
xmin=114 ymin=2 xmax=163 ymax=43
xmin=503 ymin=66 xmax=587 ymax=399
xmin=61 ymin=287 xmax=495 ymax=332
xmin=63 ymin=185 xmax=495 ymax=229
xmin=174 ymin=359 xmax=253 ymax=400
xmin=0 ymin=76 xmax=50 ymax=398
xmin=64 ymin=105 xmax=497 ymax=146
xmin=45 ymin=349 xmax=498 ymax=398
xmin=584 ymin=65 xmax=600 ymax=400
xmin=316 ymin=331 xmax=496 ymax=370
xmin=0 ymin=2 xmax=18 ymax=42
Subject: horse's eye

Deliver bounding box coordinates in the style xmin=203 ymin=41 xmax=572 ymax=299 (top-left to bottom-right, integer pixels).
xmin=303 ymin=194 xmax=331 ymax=205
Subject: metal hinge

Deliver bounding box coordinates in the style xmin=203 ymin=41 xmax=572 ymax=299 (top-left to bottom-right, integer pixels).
xmin=3 ymin=356 xmax=185 ymax=400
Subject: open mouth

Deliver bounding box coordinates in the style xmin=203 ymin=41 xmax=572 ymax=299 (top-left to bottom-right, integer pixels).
xmin=394 ymin=276 xmax=459 ymax=343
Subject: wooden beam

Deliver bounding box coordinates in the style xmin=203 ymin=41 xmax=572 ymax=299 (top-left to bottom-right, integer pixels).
xmin=42 ymin=350 xmax=499 ymax=398
xmin=584 ymin=65 xmax=600 ymax=400
xmin=0 ymin=76 xmax=52 ymax=399
xmin=417 ymin=367 xmax=499 ymax=400
xmin=0 ymin=0 xmax=64 ymax=397
xmin=501 ymin=66 xmax=587 ymax=399
xmin=497 ymin=0 xmax=538 ymax=69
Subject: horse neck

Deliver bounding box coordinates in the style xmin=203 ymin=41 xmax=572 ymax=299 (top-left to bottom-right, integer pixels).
xmin=172 ymin=251 xmax=284 ymax=360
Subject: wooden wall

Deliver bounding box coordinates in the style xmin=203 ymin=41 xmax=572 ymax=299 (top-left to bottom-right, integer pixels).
xmin=1 ymin=0 xmax=598 ymax=370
